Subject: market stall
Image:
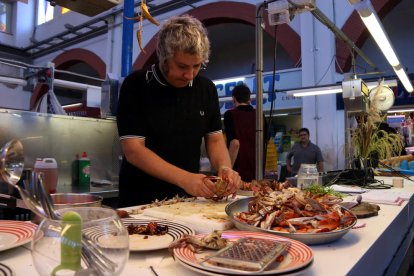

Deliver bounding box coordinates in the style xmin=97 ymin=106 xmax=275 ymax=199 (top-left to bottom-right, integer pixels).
xmin=0 ymin=176 xmax=413 ymax=275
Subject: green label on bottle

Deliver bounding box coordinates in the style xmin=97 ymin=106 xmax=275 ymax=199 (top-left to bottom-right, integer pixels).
xmin=78 ymin=160 xmax=90 ymax=186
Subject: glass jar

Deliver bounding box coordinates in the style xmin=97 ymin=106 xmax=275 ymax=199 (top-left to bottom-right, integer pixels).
xmin=297 ymin=163 xmax=319 ymax=190
xmin=31 ymin=207 xmax=129 ymax=276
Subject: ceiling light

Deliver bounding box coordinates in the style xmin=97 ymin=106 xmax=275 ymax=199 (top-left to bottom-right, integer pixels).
xmin=287 ymin=85 xmax=343 ymax=97
xmin=286 ymin=79 xmax=397 ymax=97
xmin=213 ymin=77 xmax=245 ymax=86
xmin=387 ymin=109 xmax=414 ymax=114
xmin=62 ymin=103 xmax=83 ymax=108
xmin=348 ymin=0 xmax=413 ymax=93
xmin=394 ymin=66 xmax=413 ymax=93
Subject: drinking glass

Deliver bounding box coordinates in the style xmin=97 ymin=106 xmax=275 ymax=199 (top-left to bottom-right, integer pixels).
xmin=31 ymin=207 xmax=129 ymax=276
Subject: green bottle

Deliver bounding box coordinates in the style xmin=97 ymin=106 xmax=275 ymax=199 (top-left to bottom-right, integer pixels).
xmin=78 ymin=152 xmax=91 ymax=187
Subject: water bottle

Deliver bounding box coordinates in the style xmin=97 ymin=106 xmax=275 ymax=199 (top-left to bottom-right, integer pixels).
xmin=297 ymin=163 xmax=319 ymax=190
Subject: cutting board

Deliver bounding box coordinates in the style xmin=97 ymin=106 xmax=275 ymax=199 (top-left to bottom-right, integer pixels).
xmin=142 ymin=199 xmax=234 ymax=233
xmin=349 ymin=202 xmax=381 ymax=218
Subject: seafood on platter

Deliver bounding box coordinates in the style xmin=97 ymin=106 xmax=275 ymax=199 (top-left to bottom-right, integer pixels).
xmin=240 ymin=179 xmax=290 ymax=192
xmin=234 ymin=185 xmax=356 ymax=233
xmin=127 ymin=222 xmax=168 ymax=236
xmin=169 ymin=230 xmax=228 ymax=254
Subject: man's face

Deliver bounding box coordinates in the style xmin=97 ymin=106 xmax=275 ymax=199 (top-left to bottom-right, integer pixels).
xmin=164 ymin=52 xmax=204 ymax=88
xmin=299 ymin=131 xmax=310 ymax=144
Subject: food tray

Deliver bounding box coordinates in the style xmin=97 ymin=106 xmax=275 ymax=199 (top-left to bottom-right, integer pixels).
xmin=226 ymin=197 xmax=357 ymax=245
xmin=200 ymin=237 xmax=289 ymax=273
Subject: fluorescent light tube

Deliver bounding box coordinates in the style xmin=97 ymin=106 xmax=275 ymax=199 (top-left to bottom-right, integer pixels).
xmin=349 ymin=0 xmax=413 ymax=93
xmin=286 ymin=79 xmax=397 ymax=97
xmin=360 ymin=13 xmax=399 ymax=67
xmin=287 ymin=86 xmax=342 ymax=97
xmin=387 ymin=109 xmax=414 ymax=113
xmin=394 ymin=67 xmax=413 ymax=92
xmin=367 ymin=79 xmax=397 ymax=89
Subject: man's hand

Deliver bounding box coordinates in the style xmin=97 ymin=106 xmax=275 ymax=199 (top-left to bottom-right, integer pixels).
xmin=219 ymin=166 xmax=241 ymax=196
xmin=179 ymin=173 xmax=216 ymax=198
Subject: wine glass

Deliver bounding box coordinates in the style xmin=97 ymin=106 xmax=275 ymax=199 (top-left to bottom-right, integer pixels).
xmin=31 ymin=207 xmax=129 ymax=276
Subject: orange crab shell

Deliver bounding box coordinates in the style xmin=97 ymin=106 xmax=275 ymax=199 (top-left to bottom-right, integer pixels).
xmin=203 ymin=176 xmax=229 ymax=201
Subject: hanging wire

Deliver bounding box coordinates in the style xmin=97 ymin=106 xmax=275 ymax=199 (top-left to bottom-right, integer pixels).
xmin=315 ymin=55 xmax=336 ymax=86
xmin=265 ymin=25 xmax=279 ymax=154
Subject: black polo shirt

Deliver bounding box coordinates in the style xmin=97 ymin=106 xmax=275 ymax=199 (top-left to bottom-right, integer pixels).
xmin=117 ymin=64 xmax=222 ymax=206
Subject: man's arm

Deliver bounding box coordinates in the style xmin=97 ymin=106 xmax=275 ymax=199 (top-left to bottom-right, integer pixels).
xmin=228 ymin=139 xmax=240 ymax=167
xmin=120 ymin=138 xmax=216 ymax=198
xmin=205 ymin=132 xmax=241 ymax=194
xmin=316 ymin=145 xmax=324 ymax=172
xmin=205 ymin=132 xmax=232 ymax=172
xmin=317 ymin=161 xmax=324 ymax=172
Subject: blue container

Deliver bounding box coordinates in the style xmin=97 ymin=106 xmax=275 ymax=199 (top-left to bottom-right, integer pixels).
xmin=400 ymin=160 xmax=409 ymax=170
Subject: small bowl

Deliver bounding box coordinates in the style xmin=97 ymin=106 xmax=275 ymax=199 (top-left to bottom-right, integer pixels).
xmin=225 ymin=197 xmax=357 ymax=245
xmin=32 ymin=193 xmax=103 ymax=224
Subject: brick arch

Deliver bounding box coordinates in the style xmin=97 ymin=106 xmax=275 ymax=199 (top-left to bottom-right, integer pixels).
xmin=31 ymin=48 xmax=106 ymax=109
xmin=133 ymin=1 xmax=301 ymax=71
xmin=337 ymin=0 xmax=401 ymax=72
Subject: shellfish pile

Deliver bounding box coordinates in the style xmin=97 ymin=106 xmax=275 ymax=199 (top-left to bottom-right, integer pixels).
xmin=234 ymin=185 xmax=356 ymax=233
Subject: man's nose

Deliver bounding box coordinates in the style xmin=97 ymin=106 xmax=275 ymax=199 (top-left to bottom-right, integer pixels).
xmin=183 ymin=68 xmax=196 ymax=80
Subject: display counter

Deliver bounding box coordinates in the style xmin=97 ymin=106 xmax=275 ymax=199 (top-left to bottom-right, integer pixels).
xmin=1 ymin=176 xmax=413 ymax=275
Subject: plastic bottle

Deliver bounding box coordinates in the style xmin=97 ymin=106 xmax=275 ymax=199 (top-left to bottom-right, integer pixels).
xmin=78 ymin=152 xmax=91 ymax=187
xmin=297 ymin=163 xmax=319 ymax=190
xmin=34 ymin=158 xmax=58 ymax=194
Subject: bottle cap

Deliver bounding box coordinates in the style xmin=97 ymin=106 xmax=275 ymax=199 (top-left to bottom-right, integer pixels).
xmin=34 ymin=158 xmax=58 ymax=169
xmin=82 ymin=152 xmax=88 ymax=158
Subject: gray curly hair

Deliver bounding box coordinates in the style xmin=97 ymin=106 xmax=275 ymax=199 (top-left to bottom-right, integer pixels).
xmin=156 ymin=15 xmax=210 ymax=65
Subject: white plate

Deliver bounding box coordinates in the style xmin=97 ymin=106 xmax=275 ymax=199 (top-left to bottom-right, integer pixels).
xmin=122 ymin=219 xmax=195 ymax=251
xmin=0 ymin=263 xmax=13 ymax=276
xmin=0 ymin=221 xmax=37 ymax=252
xmin=173 ymin=230 xmax=313 ymax=275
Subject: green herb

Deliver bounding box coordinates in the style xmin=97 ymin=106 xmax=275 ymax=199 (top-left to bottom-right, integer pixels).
xmin=304 ymin=184 xmax=343 ymax=198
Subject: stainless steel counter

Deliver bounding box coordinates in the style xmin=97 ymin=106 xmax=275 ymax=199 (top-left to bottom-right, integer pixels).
xmin=57 ymin=183 xmax=119 ymax=199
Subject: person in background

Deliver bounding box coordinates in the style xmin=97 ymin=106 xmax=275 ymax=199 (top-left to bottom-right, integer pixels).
xmin=116 ymin=15 xmax=241 ymax=207
xmin=286 ymin=127 xmax=324 ymax=176
xmin=224 ymin=84 xmax=257 ymax=182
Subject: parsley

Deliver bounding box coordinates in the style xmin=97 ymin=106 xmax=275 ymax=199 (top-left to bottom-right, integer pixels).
xmin=304 ymin=184 xmax=343 ymax=198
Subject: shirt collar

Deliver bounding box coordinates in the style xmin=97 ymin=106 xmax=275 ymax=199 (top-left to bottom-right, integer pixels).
xmin=146 ymin=64 xmax=193 ymax=88
xmin=145 ymin=64 xmax=167 ymax=86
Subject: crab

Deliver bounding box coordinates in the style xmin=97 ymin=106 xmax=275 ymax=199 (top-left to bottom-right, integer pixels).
xmin=168 ymin=230 xmax=229 ymax=255
xmin=203 ymin=176 xmax=230 ymax=201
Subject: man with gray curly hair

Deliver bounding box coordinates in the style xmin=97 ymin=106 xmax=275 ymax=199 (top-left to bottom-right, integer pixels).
xmin=117 ymin=15 xmax=241 ymax=207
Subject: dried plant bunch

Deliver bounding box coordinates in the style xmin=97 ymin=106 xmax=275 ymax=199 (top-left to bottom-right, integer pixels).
xmin=351 ymin=114 xmax=404 ymax=160
xmin=350 ymin=82 xmax=404 ymax=163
